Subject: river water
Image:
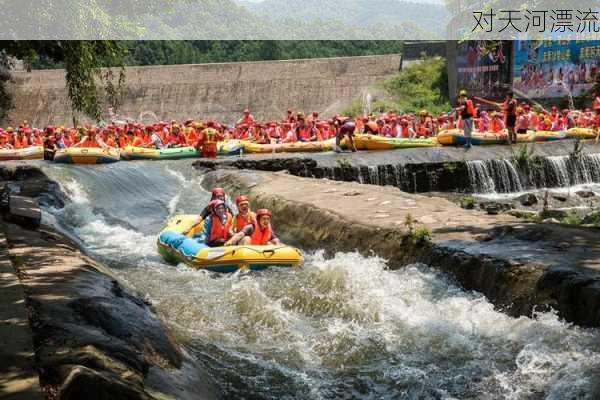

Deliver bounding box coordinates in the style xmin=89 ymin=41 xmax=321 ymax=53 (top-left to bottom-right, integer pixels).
xmin=40 ymin=161 xmax=600 ymax=400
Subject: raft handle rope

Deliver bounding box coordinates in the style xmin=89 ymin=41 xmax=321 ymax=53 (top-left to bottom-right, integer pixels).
xmin=191 ymin=246 xmax=288 ymax=261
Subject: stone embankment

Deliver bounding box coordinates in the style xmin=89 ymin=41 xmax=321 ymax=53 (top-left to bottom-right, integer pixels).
xmin=0 ymin=164 xmax=219 ymax=400
xmin=196 ymin=139 xmax=600 ymax=193
xmin=201 ymin=168 xmax=600 ymax=328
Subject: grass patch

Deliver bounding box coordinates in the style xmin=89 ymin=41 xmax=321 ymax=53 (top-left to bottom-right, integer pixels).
xmin=342 ymin=57 xmax=450 ymax=116
xmin=459 ymin=196 xmax=475 ymax=210
xmin=560 ymin=211 xmax=582 ymax=226
xmin=404 ymin=214 xmax=431 ymax=244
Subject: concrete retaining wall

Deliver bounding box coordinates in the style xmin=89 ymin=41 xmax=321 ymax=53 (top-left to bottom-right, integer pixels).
xmin=5 ymin=54 xmax=402 ymax=127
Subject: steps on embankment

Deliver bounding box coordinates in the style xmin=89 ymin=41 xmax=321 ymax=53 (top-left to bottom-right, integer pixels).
xmin=201 ymin=169 xmax=600 ymax=328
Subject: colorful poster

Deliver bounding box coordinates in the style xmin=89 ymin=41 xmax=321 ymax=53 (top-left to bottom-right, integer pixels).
xmin=513 ymin=40 xmax=600 ymax=99
xmin=456 ymin=41 xmax=512 ymax=100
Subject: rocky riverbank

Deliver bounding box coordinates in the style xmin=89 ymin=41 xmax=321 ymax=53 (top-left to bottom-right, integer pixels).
xmin=201 ymin=168 xmax=600 ymax=328
xmin=0 ymin=163 xmax=219 ymax=400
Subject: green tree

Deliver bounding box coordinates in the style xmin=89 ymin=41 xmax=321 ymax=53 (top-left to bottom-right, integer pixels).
xmin=344 ymin=57 xmax=451 ymax=116
xmin=1 ymin=41 xmax=127 ymax=122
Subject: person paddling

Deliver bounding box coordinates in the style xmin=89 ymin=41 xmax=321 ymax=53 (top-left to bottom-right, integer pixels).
xmin=194 ymin=200 xmax=234 ymax=247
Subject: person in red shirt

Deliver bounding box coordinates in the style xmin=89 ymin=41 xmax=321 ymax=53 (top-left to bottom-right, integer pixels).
xmin=13 ymin=129 xmax=29 ymax=149
xmin=281 ymin=123 xmax=297 ymax=143
xmin=283 ymin=109 xmax=296 ymax=124
xmin=0 ymin=130 xmax=11 ymax=149
xmin=415 ymin=110 xmax=433 ymax=137
xmin=237 ymin=109 xmax=255 ymax=126
xmin=296 ymin=116 xmax=312 ymax=142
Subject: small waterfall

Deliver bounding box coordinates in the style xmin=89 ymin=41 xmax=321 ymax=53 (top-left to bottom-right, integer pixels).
xmin=467 ymin=154 xmax=600 ymax=194
xmin=312 ymin=153 xmax=600 ymax=194
xmin=357 ymin=166 xmax=381 ymax=186
xmin=466 ymin=160 xmax=497 ymax=193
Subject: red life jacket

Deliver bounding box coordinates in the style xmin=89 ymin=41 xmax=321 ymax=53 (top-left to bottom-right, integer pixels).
xmin=416 ymin=121 xmax=430 ymax=137
xmin=491 ymin=119 xmax=504 ymax=133
xmin=209 ymin=214 xmax=233 ymax=243
xmin=13 ymin=136 xmax=28 ymax=149
xmin=298 ymin=127 xmax=311 ymax=141
xmin=234 ymin=211 xmax=256 ymax=233
xmin=77 ymin=137 xmax=100 ymax=148
xmin=251 ymin=223 xmax=273 ymax=245
xmin=400 ymin=126 xmax=410 ymax=138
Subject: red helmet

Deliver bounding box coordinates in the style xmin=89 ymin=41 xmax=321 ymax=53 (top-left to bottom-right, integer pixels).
xmin=256 ymin=209 xmax=272 ymax=219
xmin=236 ymin=195 xmax=249 ymax=205
xmin=208 ymin=199 xmax=225 ymax=214
xmin=211 ymin=187 xmax=225 ymax=198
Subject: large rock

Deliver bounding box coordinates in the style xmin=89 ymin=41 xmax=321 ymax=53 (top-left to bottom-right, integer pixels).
xmin=2 ymin=222 xmax=219 ymax=400
xmin=576 ymin=190 xmax=596 ymax=198
xmin=516 ymin=193 xmax=538 ymax=206
xmin=58 ymin=365 xmax=151 ymax=400
xmin=4 ymin=195 xmax=41 ymax=228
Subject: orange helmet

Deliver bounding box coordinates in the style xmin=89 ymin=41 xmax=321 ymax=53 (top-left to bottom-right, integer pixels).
xmin=236 ymin=195 xmax=249 ymax=205
xmin=256 ymin=209 xmax=272 ymax=219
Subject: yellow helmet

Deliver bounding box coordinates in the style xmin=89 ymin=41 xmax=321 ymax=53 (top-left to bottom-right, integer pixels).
xmin=459 ymin=89 xmax=468 ymax=97
xmin=420 ymin=109 xmax=428 ymax=116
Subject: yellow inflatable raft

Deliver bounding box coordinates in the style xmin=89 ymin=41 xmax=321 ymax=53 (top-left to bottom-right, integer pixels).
xmin=437 ymin=129 xmax=536 ymax=146
xmin=243 ymin=139 xmax=334 ymax=154
xmin=0 ymin=146 xmax=44 ymax=161
xmin=53 ymin=147 xmax=120 ymax=164
xmin=157 ymin=215 xmax=303 ymax=273
xmin=348 ymin=134 xmax=438 ymax=150
xmin=567 ymin=128 xmax=598 ymax=139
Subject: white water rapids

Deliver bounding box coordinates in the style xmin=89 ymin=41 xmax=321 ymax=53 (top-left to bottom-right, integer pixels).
xmin=40 ymin=161 xmax=600 ymax=399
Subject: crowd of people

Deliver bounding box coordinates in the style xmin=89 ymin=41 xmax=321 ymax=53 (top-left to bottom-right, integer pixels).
xmin=2 ymin=94 xmax=600 ymax=156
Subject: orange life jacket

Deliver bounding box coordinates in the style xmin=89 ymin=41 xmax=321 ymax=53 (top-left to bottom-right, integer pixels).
xmin=251 ymin=223 xmax=273 ymax=245
xmin=298 ymin=126 xmax=311 ymax=141
xmin=416 ymin=121 xmax=430 ymax=137
xmin=119 ymin=136 xmax=131 ymax=148
xmin=209 ymin=213 xmax=233 ymax=243
xmin=30 ymin=136 xmax=42 ymax=146
xmin=491 ymin=119 xmax=504 ymax=133
xmin=13 ymin=136 xmax=28 ymax=149
xmin=234 ymin=211 xmax=256 ymax=233
xmin=400 ymin=126 xmax=410 ymax=138
xmin=79 ymin=138 xmax=100 ymax=148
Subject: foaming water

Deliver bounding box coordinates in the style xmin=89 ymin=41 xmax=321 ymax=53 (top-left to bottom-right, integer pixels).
xmin=40 ymin=162 xmax=600 ymax=399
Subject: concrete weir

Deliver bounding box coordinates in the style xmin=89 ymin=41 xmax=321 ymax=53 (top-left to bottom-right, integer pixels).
xmin=201 ymin=168 xmax=600 ymax=328
xmin=196 ymin=140 xmax=600 ymax=193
